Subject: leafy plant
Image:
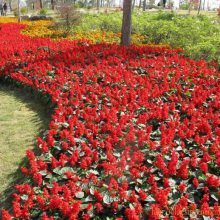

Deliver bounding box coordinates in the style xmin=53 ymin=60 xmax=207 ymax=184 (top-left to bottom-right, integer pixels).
xmin=38 ymin=8 xmax=48 ymax=15
xmin=20 ymin=7 xmax=28 ymax=15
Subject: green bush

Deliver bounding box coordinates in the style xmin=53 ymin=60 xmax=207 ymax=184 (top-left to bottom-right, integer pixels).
xmin=179 ymin=3 xmax=190 ymax=10
xmin=71 ymin=11 xmax=220 ymax=65
xmin=20 ymin=7 xmax=28 ymax=15
xmin=74 ymin=12 xmax=122 ymax=33
xmin=38 ymin=8 xmax=48 ymax=15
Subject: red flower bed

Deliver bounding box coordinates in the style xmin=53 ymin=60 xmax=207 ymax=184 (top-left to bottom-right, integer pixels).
xmin=0 ymin=23 xmax=220 ymax=220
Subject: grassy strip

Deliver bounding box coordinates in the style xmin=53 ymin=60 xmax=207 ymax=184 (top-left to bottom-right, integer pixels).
xmin=0 ymin=78 xmax=52 ymax=210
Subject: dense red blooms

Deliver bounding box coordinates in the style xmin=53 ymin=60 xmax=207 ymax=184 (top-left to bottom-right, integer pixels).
xmin=0 ymin=23 xmax=219 ymax=219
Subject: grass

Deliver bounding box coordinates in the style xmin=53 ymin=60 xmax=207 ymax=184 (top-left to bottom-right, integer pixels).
xmin=0 ymin=82 xmax=51 ymax=210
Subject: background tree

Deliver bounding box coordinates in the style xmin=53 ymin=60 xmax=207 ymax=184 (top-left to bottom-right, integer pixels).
xmin=97 ymin=0 xmax=100 ymax=10
xmin=197 ymin=0 xmax=202 ymax=14
xmin=139 ymin=0 xmax=142 ymax=8
xmin=132 ymin=0 xmax=136 ymax=10
xmin=143 ymin=0 xmax=146 ymax=10
xmin=121 ymin=0 xmax=132 ymax=45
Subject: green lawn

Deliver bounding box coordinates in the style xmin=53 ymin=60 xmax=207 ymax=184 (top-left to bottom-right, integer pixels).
xmin=0 ymin=83 xmax=51 ymax=210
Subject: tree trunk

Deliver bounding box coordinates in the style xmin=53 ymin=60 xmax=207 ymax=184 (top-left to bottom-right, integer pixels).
xmin=121 ymin=0 xmax=132 ymax=45
xmin=107 ymin=0 xmax=110 ymax=7
xmin=97 ymin=0 xmax=100 ymax=10
xmin=9 ymin=0 xmax=12 ymax=10
xmin=139 ymin=0 xmax=142 ymax=8
xmin=132 ymin=0 xmax=136 ymax=10
xmin=39 ymin=0 xmax=43 ymax=8
xmin=163 ymin=0 xmax=166 ymax=7
xmin=84 ymin=0 xmax=88 ymax=7
xmin=149 ymin=0 xmax=155 ymax=7
xmin=197 ymin=0 xmax=202 ymax=14
xmin=143 ymin=0 xmax=146 ymax=10
xmin=18 ymin=0 xmax=21 ymax=22
xmin=188 ymin=1 xmax=192 ymax=15
xmin=51 ymin=0 xmax=55 ymax=10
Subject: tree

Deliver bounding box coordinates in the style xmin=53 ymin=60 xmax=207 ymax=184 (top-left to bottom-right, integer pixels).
xmin=197 ymin=0 xmax=202 ymax=14
xmin=97 ymin=0 xmax=100 ymax=10
xmin=121 ymin=0 xmax=132 ymax=45
xmin=132 ymin=0 xmax=136 ymax=10
xmin=139 ymin=0 xmax=142 ymax=8
xmin=143 ymin=0 xmax=146 ymax=10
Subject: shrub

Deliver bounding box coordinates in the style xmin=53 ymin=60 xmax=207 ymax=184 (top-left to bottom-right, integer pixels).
xmin=55 ymin=3 xmax=81 ymax=36
xmin=20 ymin=7 xmax=28 ymax=15
xmin=179 ymin=3 xmax=190 ymax=10
xmin=38 ymin=8 xmax=48 ymax=15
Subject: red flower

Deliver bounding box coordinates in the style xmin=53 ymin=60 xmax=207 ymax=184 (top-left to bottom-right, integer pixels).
xmin=1 ymin=210 xmax=12 ymax=220
xmin=200 ymin=162 xmax=208 ymax=173
xmin=139 ymin=190 xmax=147 ymax=201
xmin=200 ymin=202 xmax=213 ymax=217
xmin=125 ymin=208 xmax=140 ymax=220
xmin=95 ymin=203 xmax=103 ymax=213
xmin=178 ymin=159 xmax=189 ymax=179
xmin=192 ymin=178 xmax=199 ymax=188
xmin=148 ymin=204 xmax=161 ymax=220
xmin=178 ymin=183 xmax=186 ymax=193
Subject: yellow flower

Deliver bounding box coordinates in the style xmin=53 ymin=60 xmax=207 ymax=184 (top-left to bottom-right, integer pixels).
xmin=0 ymin=17 xmax=17 ymax=23
xmin=0 ymin=18 xmax=169 ymax=48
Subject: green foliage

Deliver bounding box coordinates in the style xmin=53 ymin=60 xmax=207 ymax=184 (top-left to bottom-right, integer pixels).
xmin=20 ymin=7 xmax=28 ymax=15
xmin=38 ymin=8 xmax=48 ymax=15
xmin=179 ymin=3 xmax=190 ymax=10
xmin=134 ymin=13 xmax=220 ymax=63
xmin=72 ymin=11 xmax=220 ymax=65
xmin=75 ymin=1 xmax=85 ymax=8
xmin=73 ymin=12 xmax=122 ymax=33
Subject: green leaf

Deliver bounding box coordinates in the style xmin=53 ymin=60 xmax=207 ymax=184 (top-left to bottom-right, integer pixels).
xmin=75 ymin=192 xmax=84 ymax=199
xmin=184 ymin=91 xmax=191 ymax=97
xmin=80 ymin=203 xmax=88 ymax=209
xmin=90 ymin=187 xmax=95 ymax=195
xmin=103 ymin=194 xmax=113 ymax=205
xmin=145 ymin=196 xmax=155 ymax=202
xmin=39 ymin=170 xmax=47 ymax=176
xmin=176 ymin=146 xmax=182 ymax=151
xmin=89 ymin=170 xmax=99 ymax=175
xmin=34 ymin=187 xmax=42 ymax=194
xmin=137 ymin=178 xmax=143 ymax=184
xmin=21 ymin=194 xmax=28 ymax=201
xmin=113 ymin=152 xmax=120 ymax=157
xmin=147 ymin=159 xmax=153 ymax=164
xmin=53 ymin=167 xmax=74 ymax=175
xmin=84 ymin=195 xmax=94 ymax=202
xmin=211 ymin=194 xmax=218 ymax=201
xmin=129 ymin=203 xmax=135 ymax=210
xmin=135 ymin=186 xmax=140 ymax=192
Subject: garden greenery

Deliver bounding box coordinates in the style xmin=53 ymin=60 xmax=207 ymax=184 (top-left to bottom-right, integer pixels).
xmin=74 ymin=11 xmax=220 ymax=64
